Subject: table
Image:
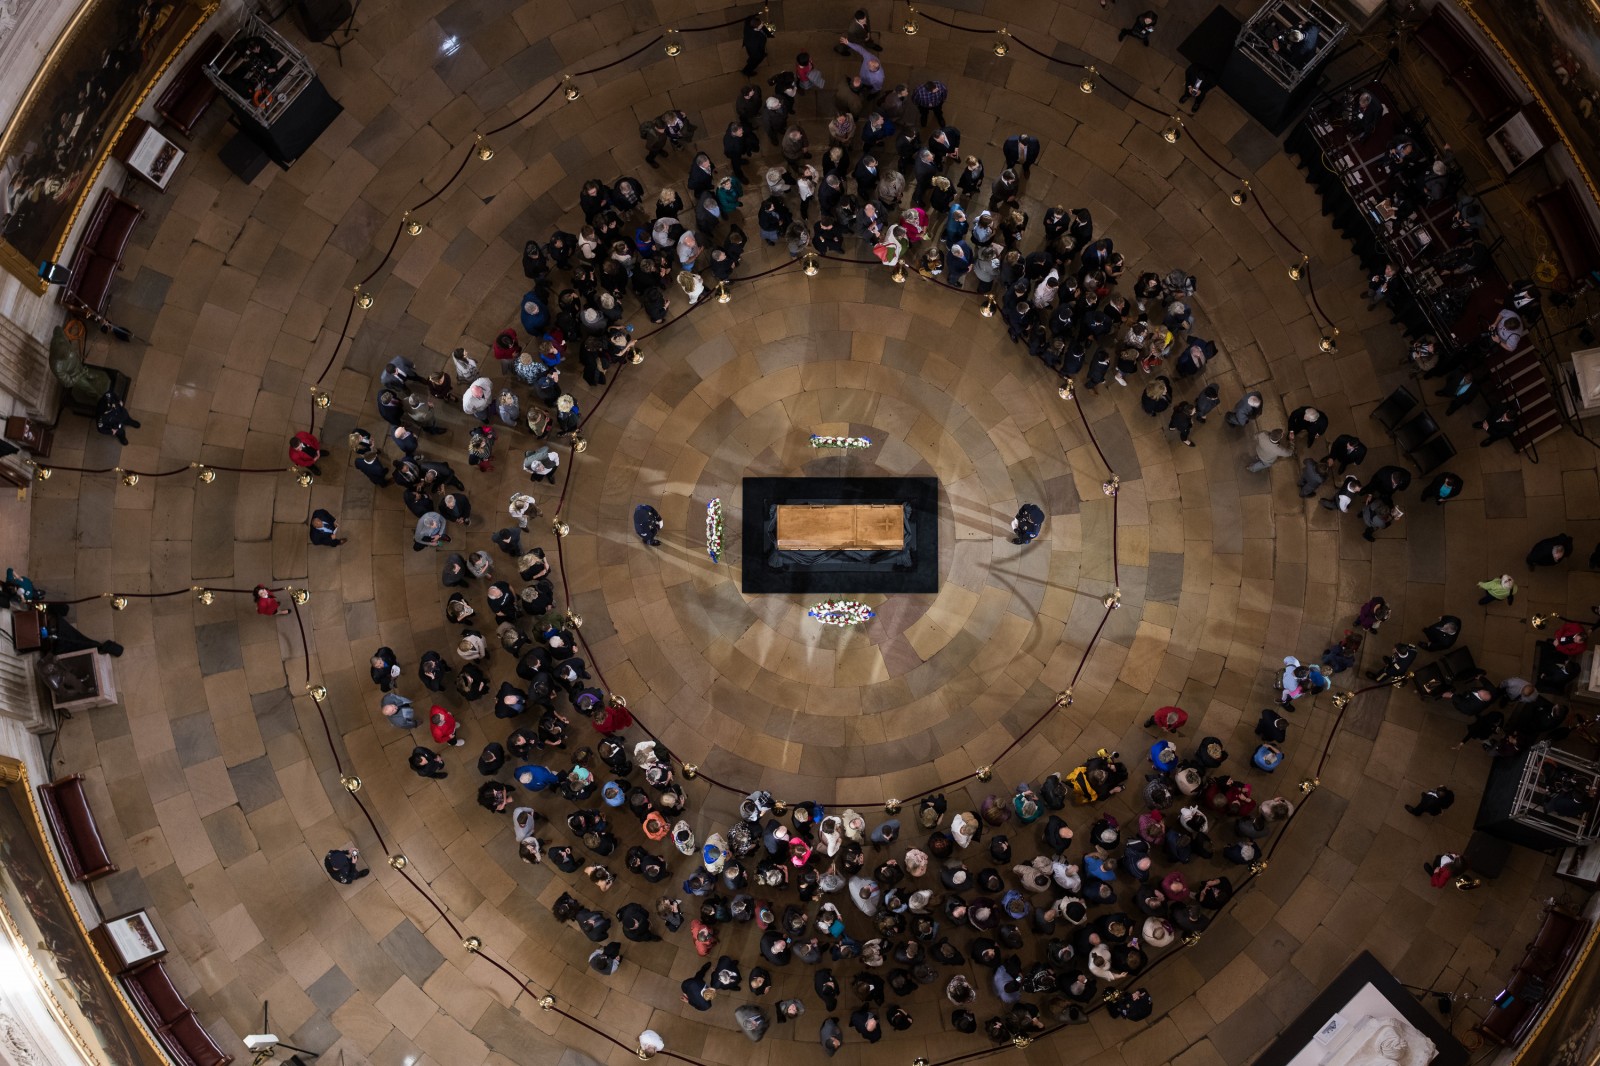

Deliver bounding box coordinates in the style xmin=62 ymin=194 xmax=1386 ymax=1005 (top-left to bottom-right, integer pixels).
xmin=1298 ymin=83 xmax=1508 ymax=351
xmin=775 ymin=504 xmax=904 ymax=550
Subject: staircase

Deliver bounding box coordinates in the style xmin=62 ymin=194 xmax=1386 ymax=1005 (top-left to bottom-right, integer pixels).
xmin=1484 ymin=343 xmax=1563 ymax=451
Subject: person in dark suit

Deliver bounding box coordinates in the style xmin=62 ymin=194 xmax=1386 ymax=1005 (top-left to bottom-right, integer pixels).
xmin=1011 ymin=503 xmax=1044 ymax=545
xmin=819 ymin=1017 xmax=843 ymax=1057
xmin=1323 ymin=434 xmax=1367 ymax=474
xmin=1366 ymin=642 xmax=1418 ymax=683
xmin=681 ymin=962 xmax=716 ymax=1011
xmin=849 ymin=1007 xmax=882 ymax=1043
xmin=1002 ymin=133 xmax=1042 ymax=176
xmin=309 ymin=508 xmax=344 ymax=547
xmin=408 ymin=746 xmax=448 ymax=779
xmin=323 ymin=847 xmax=368 ymax=883
xmin=1421 ymin=614 xmax=1461 ymax=651
xmin=740 ymin=13 xmax=773 ymax=77
xmin=1526 ymin=533 xmax=1574 ymax=571
xmin=1117 ymin=10 xmax=1158 ymax=45
xmin=369 ymin=647 xmax=401 ymax=691
xmin=354 ymin=449 xmax=389 ymax=486
xmin=1406 ymin=786 xmax=1455 ymax=816
xmin=1177 ymin=64 xmax=1212 ymax=113
xmin=634 ymin=504 xmax=663 ymax=546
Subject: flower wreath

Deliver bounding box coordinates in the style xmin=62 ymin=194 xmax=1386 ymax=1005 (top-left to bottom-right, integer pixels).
xmin=808 ymin=600 xmax=874 ymax=626
xmin=705 ymin=498 xmax=724 ymax=562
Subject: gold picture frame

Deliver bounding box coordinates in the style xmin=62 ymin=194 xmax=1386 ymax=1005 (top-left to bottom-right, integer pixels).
xmin=1454 ymin=0 xmax=1600 ymax=213
xmin=0 ymin=757 xmax=169 ymax=1066
xmin=0 ymin=0 xmax=219 ymax=294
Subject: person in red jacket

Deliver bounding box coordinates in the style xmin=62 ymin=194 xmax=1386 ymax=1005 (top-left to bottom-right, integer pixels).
xmin=253 ymin=584 xmax=289 ymax=616
xmin=590 ymin=699 xmax=634 ymax=735
xmin=289 ymin=431 xmax=327 ymax=476
xmin=430 ymin=706 xmax=466 ymax=747
xmin=1144 ymin=706 xmax=1188 ymax=734
xmin=1551 ymin=621 xmax=1588 ymax=657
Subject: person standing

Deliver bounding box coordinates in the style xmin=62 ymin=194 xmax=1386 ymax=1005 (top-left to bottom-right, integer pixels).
xmin=912 ymin=80 xmax=948 ymax=128
xmin=1177 ymin=64 xmax=1212 ymax=113
xmin=1419 ymin=471 xmax=1464 ymax=505
xmin=413 ymin=511 xmax=450 ymax=552
xmin=409 ymin=746 xmax=449 ymax=779
xmin=1118 ymin=10 xmax=1158 ymax=44
xmin=253 ymin=584 xmax=290 ymax=617
xmin=323 ymin=847 xmax=369 ymax=884
xmin=95 ymin=391 xmax=141 ymax=445
xmin=1225 ymin=391 xmax=1263 ymax=428
xmin=1002 ymin=133 xmax=1042 ymax=177
xmin=1476 ymin=573 xmax=1517 ymax=607
xmin=370 ymin=647 xmax=401 ymax=691
xmin=1421 ymin=615 xmax=1461 ymax=650
xmin=309 ymin=509 xmax=345 ymax=547
xmin=1145 ymin=706 xmax=1188 ymax=734
xmin=1011 ymin=503 xmax=1044 ymax=545
xmin=633 ymin=504 xmax=663 ymax=546
xmin=588 ymin=942 xmax=622 ymax=975
xmin=1287 ymin=405 xmax=1329 ymax=446
xmin=740 ymin=13 xmax=773 ymax=77
xmin=288 ymin=430 xmax=327 ymax=476
xmin=1526 ymin=533 xmax=1574 ymax=571
xmin=1245 ymin=428 xmax=1293 ymax=473
xmin=1406 ymin=786 xmax=1455 ymax=817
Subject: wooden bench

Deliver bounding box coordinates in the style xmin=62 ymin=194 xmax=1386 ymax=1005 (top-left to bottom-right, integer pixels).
xmin=123 ymin=961 xmax=234 ymax=1066
xmin=36 ymin=773 xmax=117 ymax=882
xmin=155 ymin=31 xmax=226 ymax=138
xmin=1412 ymin=7 xmax=1519 ymax=125
xmin=1475 ymin=903 xmax=1589 ymax=1046
xmin=61 ymin=188 xmax=142 ymax=317
xmin=1532 ymin=183 xmax=1600 ymax=287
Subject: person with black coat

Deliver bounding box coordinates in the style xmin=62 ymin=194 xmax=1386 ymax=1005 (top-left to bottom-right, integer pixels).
xmin=740 ymin=13 xmax=773 ymax=76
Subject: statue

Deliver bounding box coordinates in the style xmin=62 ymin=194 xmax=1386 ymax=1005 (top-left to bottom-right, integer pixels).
xmin=1325 ymin=1016 xmax=1436 ymax=1066
xmin=49 ymin=325 xmax=111 ymax=406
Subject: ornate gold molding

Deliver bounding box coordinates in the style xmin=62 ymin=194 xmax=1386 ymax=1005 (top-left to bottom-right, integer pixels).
xmin=0 ymin=756 xmax=169 ymax=1064
xmin=1454 ymin=0 xmax=1600 ymax=213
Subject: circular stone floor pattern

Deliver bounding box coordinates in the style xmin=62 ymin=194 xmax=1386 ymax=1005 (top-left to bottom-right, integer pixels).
xmin=28 ymin=2 xmax=1588 ymax=1066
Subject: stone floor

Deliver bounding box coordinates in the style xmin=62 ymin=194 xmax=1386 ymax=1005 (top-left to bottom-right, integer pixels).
xmin=21 ymin=1 xmax=1600 ymax=1064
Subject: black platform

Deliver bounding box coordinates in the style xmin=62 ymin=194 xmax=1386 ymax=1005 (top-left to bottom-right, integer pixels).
xmin=740 ymin=477 xmax=939 ymax=594
xmin=1251 ymin=952 xmax=1468 ymax=1066
xmin=1180 ymin=5 xmax=1330 ymax=134
xmin=225 ymin=76 xmax=342 ymax=169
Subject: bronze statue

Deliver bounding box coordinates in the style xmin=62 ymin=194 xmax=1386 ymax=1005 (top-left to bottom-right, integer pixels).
xmin=49 ymin=325 xmax=110 ymax=405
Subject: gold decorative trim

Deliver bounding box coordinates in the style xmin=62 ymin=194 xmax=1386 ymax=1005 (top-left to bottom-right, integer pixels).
xmin=1506 ymin=913 xmax=1600 ymax=1065
xmin=1454 ymin=0 xmax=1600 ymax=215
xmin=0 ymin=1 xmax=220 ymax=293
xmin=0 ymin=757 xmax=170 ymax=1065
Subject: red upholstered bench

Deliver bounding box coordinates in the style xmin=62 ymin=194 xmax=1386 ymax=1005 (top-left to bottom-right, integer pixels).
xmin=123 ymin=962 xmax=234 ymax=1066
xmin=124 ymin=961 xmax=190 ymax=1027
xmin=1475 ymin=904 xmax=1588 ymax=1046
xmin=155 ymin=32 xmax=225 ymax=138
xmin=36 ymin=774 xmax=117 ymax=882
xmin=160 ymin=1012 xmax=233 ymax=1066
xmin=61 ymin=188 xmax=142 ymax=317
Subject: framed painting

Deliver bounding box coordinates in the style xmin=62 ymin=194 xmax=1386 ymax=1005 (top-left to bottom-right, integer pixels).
xmin=1456 ymin=0 xmax=1600 ymax=209
xmin=0 ymin=0 xmax=218 ymax=293
xmin=0 ymin=758 xmax=169 ymax=1066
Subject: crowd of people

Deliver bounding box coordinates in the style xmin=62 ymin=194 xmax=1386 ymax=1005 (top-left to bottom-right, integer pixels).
xmin=287 ymin=9 xmax=1330 ymax=1052
xmin=297 ymin=7 xmax=1600 ymax=1057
